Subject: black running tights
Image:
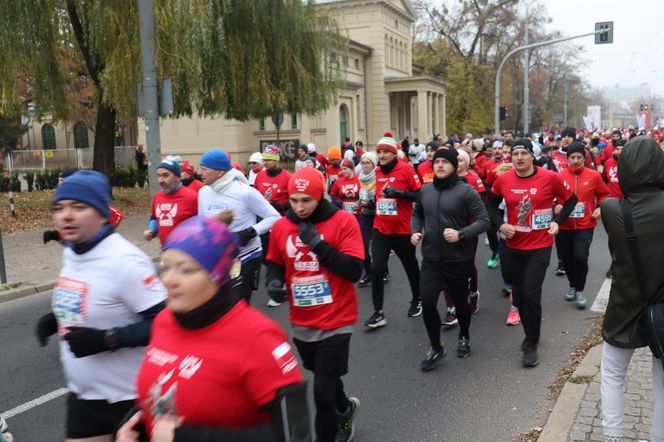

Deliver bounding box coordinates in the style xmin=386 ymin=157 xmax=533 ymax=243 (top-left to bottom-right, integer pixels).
xmin=314 ymin=376 xmax=350 ymax=442
xmin=556 ymin=229 xmax=594 ymax=292
xmin=371 ymin=229 xmax=420 ymax=311
xmin=358 ymin=214 xmax=374 ymax=276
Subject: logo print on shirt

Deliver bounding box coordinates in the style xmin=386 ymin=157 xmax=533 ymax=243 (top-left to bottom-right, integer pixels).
xmin=148 ymin=369 xmax=177 ymax=416
xmin=286 ymin=234 xmax=320 ymax=271
xmin=530 ymin=188 xmax=538 ymax=195
xmin=156 ymin=203 xmax=178 ymax=227
xmin=341 ymin=184 xmax=358 ymax=198
xmin=516 ymin=195 xmax=533 ymax=228
xmin=178 ymin=355 xmax=203 ymax=379
xmin=272 ymin=342 xmax=298 ymax=374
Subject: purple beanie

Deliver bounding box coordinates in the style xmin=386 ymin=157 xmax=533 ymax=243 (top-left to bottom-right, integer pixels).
xmin=163 ymin=216 xmax=239 ymax=286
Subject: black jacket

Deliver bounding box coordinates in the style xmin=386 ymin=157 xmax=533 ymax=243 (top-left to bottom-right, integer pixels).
xmin=601 ymin=135 xmax=664 ymax=348
xmin=412 ymin=175 xmax=490 ymax=263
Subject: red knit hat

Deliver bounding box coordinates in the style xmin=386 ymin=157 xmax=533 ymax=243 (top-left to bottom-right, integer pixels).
xmin=340 ymin=158 xmax=354 ymax=169
xmin=181 ymin=160 xmax=194 ymax=176
xmin=376 ymin=131 xmax=398 ymax=154
xmin=288 ymin=168 xmax=326 ymax=201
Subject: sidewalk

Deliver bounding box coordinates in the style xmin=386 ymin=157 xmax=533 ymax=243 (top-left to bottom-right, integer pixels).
xmin=540 ymin=341 xmax=656 ymax=441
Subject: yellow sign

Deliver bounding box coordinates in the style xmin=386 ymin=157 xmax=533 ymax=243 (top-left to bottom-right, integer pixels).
xmin=44 ymin=150 xmax=54 ymax=158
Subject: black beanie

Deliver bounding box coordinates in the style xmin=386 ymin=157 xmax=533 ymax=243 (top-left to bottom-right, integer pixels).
xmin=432 ymin=146 xmax=459 ymax=169
xmin=566 ymin=141 xmax=586 ymax=158
xmin=511 ymin=139 xmax=534 ymax=156
xmin=561 ymin=127 xmax=577 ymax=140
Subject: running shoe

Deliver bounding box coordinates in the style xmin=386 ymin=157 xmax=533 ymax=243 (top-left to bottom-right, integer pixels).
xmin=506 ymin=308 xmax=520 ymax=326
xmin=457 ymin=337 xmax=471 ymax=358
xmin=501 ymin=285 xmax=512 ymax=297
xmin=442 ymin=308 xmax=458 ymax=326
xmin=266 ymin=298 xmax=282 ymax=307
xmin=555 ymin=262 xmax=566 ymax=276
xmin=575 ymin=291 xmax=587 ymax=310
xmin=605 ymin=268 xmax=614 ymax=279
xmin=420 ymin=346 xmax=446 ymax=371
xmin=487 ymin=252 xmax=500 ymax=269
xmin=0 ymin=417 xmax=7 ymax=434
xmin=565 ymin=288 xmax=576 ymax=302
xmin=383 ymin=273 xmax=391 ymax=284
xmin=336 ymin=397 xmax=360 ymax=442
xmin=484 ymin=236 xmax=490 ymax=246
xmin=357 ymin=275 xmax=371 ymax=287
xmin=407 ymin=301 xmax=422 ymax=317
xmin=469 ymin=291 xmax=480 ymax=314
xmin=363 ymin=311 xmax=387 ymax=329
xmin=522 ymin=344 xmax=539 ymax=367
xmin=521 ymin=339 xmax=528 ymax=352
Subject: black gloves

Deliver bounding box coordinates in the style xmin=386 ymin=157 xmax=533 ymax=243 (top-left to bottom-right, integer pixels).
xmin=298 ymin=222 xmax=322 ymax=249
xmin=64 ymin=326 xmax=110 ymax=358
xmin=36 ymin=313 xmax=58 ymax=346
xmin=382 ymin=187 xmax=405 ymax=199
xmin=237 ymin=227 xmax=257 ymax=247
xmin=43 ymin=230 xmax=61 ymax=244
xmin=266 ymin=280 xmax=287 ymax=303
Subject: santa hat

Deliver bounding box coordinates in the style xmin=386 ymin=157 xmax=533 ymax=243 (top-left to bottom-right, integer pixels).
xmin=376 ymin=131 xmax=398 ymax=154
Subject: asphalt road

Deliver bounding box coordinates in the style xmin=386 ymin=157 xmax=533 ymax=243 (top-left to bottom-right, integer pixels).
xmin=0 ymin=228 xmax=611 ymax=441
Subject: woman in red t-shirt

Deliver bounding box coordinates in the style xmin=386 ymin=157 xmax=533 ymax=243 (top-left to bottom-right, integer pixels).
xmin=117 ymin=216 xmax=307 ymax=442
xmin=330 ymin=159 xmax=361 ymax=216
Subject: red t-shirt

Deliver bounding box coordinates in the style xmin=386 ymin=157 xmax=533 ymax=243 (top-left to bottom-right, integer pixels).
xmin=558 ymin=166 xmax=609 ymax=230
xmin=315 ymin=153 xmax=328 ymax=169
xmin=473 ymin=153 xmax=488 ymax=178
xmin=483 ymin=158 xmax=506 ymax=186
xmin=602 ymin=144 xmax=616 ymax=164
xmin=374 ymin=161 xmax=422 ymax=235
xmin=325 ymin=163 xmax=341 ymax=189
xmin=254 ymin=169 xmax=292 ymax=214
xmin=463 ymin=171 xmax=485 ymax=194
xmin=417 ymin=160 xmax=434 ymax=185
xmin=136 ymin=303 xmax=303 ymax=436
xmin=330 ymin=175 xmax=361 ymax=215
xmin=603 ymin=158 xmax=623 ymax=198
xmin=185 ymin=179 xmax=205 ymax=194
xmin=492 ymin=167 xmax=574 ymax=250
xmin=266 ymin=209 xmax=364 ymax=330
xmin=552 ymin=149 xmax=569 ymax=172
xmin=152 ymin=185 xmax=198 ymax=243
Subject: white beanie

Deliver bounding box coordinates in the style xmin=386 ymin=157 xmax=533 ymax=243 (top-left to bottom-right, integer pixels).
xmin=248 ymin=152 xmax=263 ymax=164
xmin=344 ymin=149 xmax=355 ymax=160
xmin=307 ymin=143 xmax=316 ymax=153
xmin=457 ymin=149 xmax=470 ymax=165
xmin=361 ymin=151 xmax=378 ymax=167
xmin=492 ymin=140 xmax=504 ymax=148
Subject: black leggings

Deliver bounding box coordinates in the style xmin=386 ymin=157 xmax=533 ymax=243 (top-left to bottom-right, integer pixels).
xmin=232 ymin=257 xmax=260 ymax=303
xmin=358 ymin=214 xmax=374 ymax=276
xmin=499 ymin=244 xmax=551 ymax=346
xmin=421 ymin=259 xmax=473 ymax=349
xmin=556 ymin=229 xmax=594 ymax=291
xmin=313 ymin=376 xmax=351 ymax=442
xmin=371 ymin=229 xmax=420 ymax=311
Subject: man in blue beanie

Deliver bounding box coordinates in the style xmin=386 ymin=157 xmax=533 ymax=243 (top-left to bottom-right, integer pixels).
xmin=36 ymin=170 xmax=167 ymax=441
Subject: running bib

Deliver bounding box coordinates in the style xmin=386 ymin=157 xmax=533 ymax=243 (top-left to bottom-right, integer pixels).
xmin=342 ymin=200 xmax=360 ymax=214
xmin=570 ymin=203 xmax=586 ymax=219
xmin=52 ymin=277 xmax=89 ymax=328
xmin=531 ymin=209 xmax=553 ymax=230
xmin=291 ymin=275 xmax=333 ymax=307
xmin=376 ymin=198 xmax=398 ymax=216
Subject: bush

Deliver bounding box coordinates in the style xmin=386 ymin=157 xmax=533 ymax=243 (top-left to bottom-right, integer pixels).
xmin=35 ymin=169 xmax=60 ymax=190
xmin=9 ymin=172 xmax=20 ymax=192
xmin=35 ymin=171 xmax=47 ymax=190
xmin=0 ymin=175 xmax=8 ymax=192
xmin=113 ymin=167 xmax=138 ymax=188
xmin=25 ymin=172 xmax=34 ymax=192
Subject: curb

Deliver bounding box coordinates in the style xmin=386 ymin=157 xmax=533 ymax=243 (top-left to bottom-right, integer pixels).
xmin=0 ymin=282 xmax=56 ymax=305
xmin=538 ymin=344 xmax=603 ymax=441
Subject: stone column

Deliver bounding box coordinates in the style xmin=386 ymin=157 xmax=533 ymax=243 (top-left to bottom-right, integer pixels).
xmin=417 ymin=90 xmax=429 ymax=140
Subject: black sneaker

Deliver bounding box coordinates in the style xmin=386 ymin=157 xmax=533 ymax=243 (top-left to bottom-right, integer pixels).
xmin=469 ymin=291 xmax=480 ymax=314
xmin=457 ymin=337 xmax=470 ymax=358
xmin=382 ymin=273 xmax=391 ymax=284
xmin=442 ymin=309 xmax=458 ymax=327
xmin=357 ymin=275 xmax=371 ymax=287
xmin=336 ymin=397 xmax=360 ymax=442
xmin=407 ymin=301 xmax=422 ymax=317
xmin=520 ymin=339 xmax=528 ymax=352
xmin=555 ymin=261 xmax=566 ymax=276
xmin=363 ymin=311 xmax=387 ymax=329
xmin=605 ymin=268 xmax=614 ymax=279
xmin=522 ymin=344 xmax=539 ymax=367
xmin=420 ymin=346 xmax=446 ymax=371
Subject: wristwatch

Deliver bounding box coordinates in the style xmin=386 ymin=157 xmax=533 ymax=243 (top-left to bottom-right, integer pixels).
xmin=458 ymin=230 xmax=465 ymax=241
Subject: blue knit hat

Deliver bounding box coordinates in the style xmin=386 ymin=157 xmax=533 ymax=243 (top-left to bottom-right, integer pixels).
xmin=158 ymin=155 xmax=181 ymax=177
xmin=52 ymin=170 xmax=111 ymax=218
xmin=200 ymin=149 xmax=231 ymax=171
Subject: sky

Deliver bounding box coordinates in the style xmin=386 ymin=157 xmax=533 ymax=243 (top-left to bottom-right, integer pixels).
xmin=543 ymin=0 xmax=664 ymax=95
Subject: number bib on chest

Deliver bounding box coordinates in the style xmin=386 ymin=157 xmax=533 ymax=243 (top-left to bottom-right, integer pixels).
xmin=53 ymin=277 xmax=89 ymax=327
xmin=291 ymin=274 xmax=333 ymax=307
xmin=531 ymin=209 xmax=553 ymax=230
xmin=342 ymin=200 xmax=359 ymax=213
xmin=376 ymin=198 xmax=397 ymax=216
xmin=570 ymin=203 xmax=586 ymax=218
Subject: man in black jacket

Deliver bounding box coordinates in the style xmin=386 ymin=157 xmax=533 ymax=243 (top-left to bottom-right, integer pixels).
xmin=411 ymin=147 xmax=490 ymax=371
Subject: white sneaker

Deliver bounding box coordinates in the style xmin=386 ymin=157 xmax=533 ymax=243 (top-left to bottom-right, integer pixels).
xmin=0 ymin=416 xmax=7 ymax=433
xmin=266 ymin=298 xmax=282 ymax=307
xmin=484 ymin=236 xmax=489 ymax=246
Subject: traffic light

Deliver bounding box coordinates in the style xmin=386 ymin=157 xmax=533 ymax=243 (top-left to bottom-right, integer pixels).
xmin=499 ymin=106 xmax=508 ymax=121
xmin=640 ymin=104 xmax=644 ymax=112
xmin=595 ymin=22 xmax=613 ymax=45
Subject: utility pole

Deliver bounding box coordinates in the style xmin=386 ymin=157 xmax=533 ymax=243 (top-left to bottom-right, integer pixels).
xmin=138 ymin=0 xmax=162 ymax=197
xmin=523 ymin=12 xmax=529 ymax=134
xmin=563 ymin=73 xmax=568 ymax=127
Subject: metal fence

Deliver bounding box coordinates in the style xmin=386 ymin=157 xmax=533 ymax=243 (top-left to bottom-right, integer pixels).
xmin=0 ymin=147 xmax=138 ymax=172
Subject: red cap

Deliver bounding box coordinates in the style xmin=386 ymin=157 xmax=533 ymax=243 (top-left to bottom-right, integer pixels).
xmin=181 ymin=160 xmax=194 ymax=176
xmin=288 ymin=168 xmax=326 ymax=201
xmin=341 ymin=158 xmax=354 ymax=169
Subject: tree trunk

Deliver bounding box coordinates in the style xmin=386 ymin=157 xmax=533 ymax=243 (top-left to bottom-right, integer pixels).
xmin=92 ymin=100 xmax=116 ymax=179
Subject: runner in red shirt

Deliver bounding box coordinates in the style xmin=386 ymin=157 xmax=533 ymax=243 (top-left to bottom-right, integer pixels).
xmin=603 ymin=140 xmax=624 ymax=199
xmin=253 ymin=145 xmax=292 ymax=215
xmin=144 ymin=157 xmax=198 ymax=244
xmin=555 ymin=142 xmax=610 ymax=309
xmin=330 ymin=159 xmax=361 ymax=216
xmin=552 ymin=127 xmax=576 ymax=171
xmin=601 ymin=130 xmax=623 ymax=165
xmin=489 ymin=139 xmax=577 ymax=368
xmin=484 ymin=140 xmax=511 ymax=269
xmin=416 ymin=142 xmax=437 ymax=185
xmin=364 ymin=132 xmax=423 ymax=328
xmin=325 ymin=146 xmax=342 ymax=192
xmin=266 ymin=167 xmax=364 ymax=442
xmin=120 ymin=216 xmax=308 ymax=442
xmin=180 ymin=160 xmax=205 ymax=193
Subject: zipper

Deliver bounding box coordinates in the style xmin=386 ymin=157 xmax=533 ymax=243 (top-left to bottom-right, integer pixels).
xmin=574 ymin=174 xmax=578 ymax=230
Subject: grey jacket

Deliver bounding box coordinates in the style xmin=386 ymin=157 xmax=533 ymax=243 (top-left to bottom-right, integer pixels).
xmin=412 ymin=176 xmax=490 ymax=263
xmin=601 ymin=135 xmax=664 ymax=348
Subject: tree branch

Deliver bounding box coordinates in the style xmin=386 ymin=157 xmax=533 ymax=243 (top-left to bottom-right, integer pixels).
xmin=65 ymin=0 xmax=102 ymax=87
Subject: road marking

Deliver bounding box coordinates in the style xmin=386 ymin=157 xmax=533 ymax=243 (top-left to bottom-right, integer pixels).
xmin=1 ymin=387 xmax=69 ymax=419
xmin=591 ymin=278 xmax=611 ymax=313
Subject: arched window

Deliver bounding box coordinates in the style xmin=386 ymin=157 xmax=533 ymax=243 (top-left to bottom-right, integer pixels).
xmin=339 ymin=104 xmax=349 ymax=145
xmin=73 ymin=121 xmax=89 ymax=149
xmin=41 ymin=124 xmax=56 ymax=150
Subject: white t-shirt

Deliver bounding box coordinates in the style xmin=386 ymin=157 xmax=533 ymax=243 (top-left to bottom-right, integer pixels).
xmin=198 ymin=181 xmax=280 ymax=260
xmin=53 ymin=233 xmax=166 ymax=402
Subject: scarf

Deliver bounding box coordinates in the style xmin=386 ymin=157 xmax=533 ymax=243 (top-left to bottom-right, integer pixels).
xmin=378 ymin=157 xmax=398 ymax=174
xmin=359 ymin=167 xmax=376 ymax=186
xmin=433 ymin=173 xmax=460 ymax=191
xmin=67 ymin=224 xmax=115 ymax=255
xmin=173 ymin=284 xmax=241 ymax=329
xmin=211 ymin=171 xmax=236 ymax=194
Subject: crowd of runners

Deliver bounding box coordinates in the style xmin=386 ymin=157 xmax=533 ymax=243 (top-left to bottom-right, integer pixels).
xmin=4 ymin=126 xmax=662 ymax=442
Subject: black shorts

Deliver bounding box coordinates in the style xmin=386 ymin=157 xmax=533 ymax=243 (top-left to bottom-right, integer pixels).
xmin=66 ymin=392 xmax=135 ymax=438
xmin=293 ymin=333 xmax=351 ymax=378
